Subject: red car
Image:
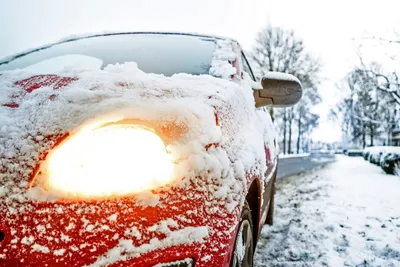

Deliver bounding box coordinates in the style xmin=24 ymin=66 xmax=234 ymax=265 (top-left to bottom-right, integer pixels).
xmin=0 ymin=32 xmax=302 ymax=267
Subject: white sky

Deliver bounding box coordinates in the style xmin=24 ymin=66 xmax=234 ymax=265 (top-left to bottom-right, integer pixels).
xmin=1 ymin=0 xmax=400 ymax=143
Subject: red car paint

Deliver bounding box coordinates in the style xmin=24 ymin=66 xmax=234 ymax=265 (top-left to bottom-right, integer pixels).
xmin=0 ymin=184 xmax=239 ymax=266
xmin=2 ymin=75 xmax=77 ymax=108
xmin=15 ymin=75 xmax=78 ymax=93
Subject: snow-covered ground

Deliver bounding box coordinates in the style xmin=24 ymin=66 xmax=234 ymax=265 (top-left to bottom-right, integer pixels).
xmin=279 ymin=153 xmax=310 ymax=159
xmin=255 ymin=155 xmax=400 ymax=267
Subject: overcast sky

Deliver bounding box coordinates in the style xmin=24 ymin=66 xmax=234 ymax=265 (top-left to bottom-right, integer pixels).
xmin=1 ymin=0 xmax=400 ymax=143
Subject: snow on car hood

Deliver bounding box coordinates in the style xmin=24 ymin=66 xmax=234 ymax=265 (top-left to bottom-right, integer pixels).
xmin=0 ymin=60 xmax=268 ymax=202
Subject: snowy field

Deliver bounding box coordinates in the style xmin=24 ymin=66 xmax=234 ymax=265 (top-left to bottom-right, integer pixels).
xmin=255 ymin=155 xmax=400 ymax=267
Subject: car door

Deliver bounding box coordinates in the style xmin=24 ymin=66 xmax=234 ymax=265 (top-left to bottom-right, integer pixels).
xmin=240 ymin=51 xmax=278 ymax=227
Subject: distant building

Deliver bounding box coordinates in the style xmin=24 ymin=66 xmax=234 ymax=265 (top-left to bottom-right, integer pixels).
xmin=392 ymin=129 xmax=400 ymax=146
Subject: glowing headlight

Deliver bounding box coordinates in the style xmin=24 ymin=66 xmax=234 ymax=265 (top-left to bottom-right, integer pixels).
xmin=39 ymin=124 xmax=173 ymax=198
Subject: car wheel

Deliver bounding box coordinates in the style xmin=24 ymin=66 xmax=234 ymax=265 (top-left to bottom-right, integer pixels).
xmin=265 ymin=181 xmax=275 ymax=225
xmin=230 ymin=201 xmax=254 ymax=267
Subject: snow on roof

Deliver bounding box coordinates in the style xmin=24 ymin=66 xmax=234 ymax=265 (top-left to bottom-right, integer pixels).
xmin=392 ymin=128 xmax=400 ymax=134
xmin=363 ymin=146 xmax=400 ymax=154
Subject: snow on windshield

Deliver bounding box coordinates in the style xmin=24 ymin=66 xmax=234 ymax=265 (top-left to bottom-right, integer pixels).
xmin=23 ymin=54 xmax=103 ymax=73
xmin=0 ymin=33 xmax=216 ymax=76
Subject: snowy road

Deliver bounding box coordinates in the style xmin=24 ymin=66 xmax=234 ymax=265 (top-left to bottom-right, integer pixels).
xmin=277 ymin=152 xmax=336 ymax=179
xmin=255 ymin=155 xmax=400 ymax=267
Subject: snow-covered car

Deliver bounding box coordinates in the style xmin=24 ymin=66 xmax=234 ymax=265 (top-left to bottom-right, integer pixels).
xmin=0 ymin=32 xmax=302 ymax=267
xmin=363 ymin=146 xmax=400 ymax=175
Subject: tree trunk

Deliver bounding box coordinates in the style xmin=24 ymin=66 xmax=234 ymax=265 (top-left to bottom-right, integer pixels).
xmin=362 ymin=124 xmax=366 ymax=149
xmin=288 ymin=108 xmax=293 ymax=154
xmin=369 ymin=123 xmax=374 ymax=146
xmin=296 ymin=112 xmax=302 ymax=154
xmin=283 ymin=109 xmax=287 ymax=154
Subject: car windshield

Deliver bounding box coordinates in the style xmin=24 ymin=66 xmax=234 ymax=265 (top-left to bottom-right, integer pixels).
xmin=0 ymin=33 xmax=217 ymax=76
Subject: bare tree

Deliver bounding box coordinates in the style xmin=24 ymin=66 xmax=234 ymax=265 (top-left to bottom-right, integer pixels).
xmin=354 ymin=34 xmax=400 ymax=146
xmin=251 ymin=25 xmax=322 ymax=153
xmin=288 ymin=107 xmax=294 ymax=154
xmin=331 ymin=64 xmax=398 ymax=148
xmin=282 ymin=110 xmax=287 ymax=154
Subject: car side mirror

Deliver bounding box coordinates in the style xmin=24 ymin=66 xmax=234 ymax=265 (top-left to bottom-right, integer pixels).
xmin=253 ymin=72 xmax=302 ymax=108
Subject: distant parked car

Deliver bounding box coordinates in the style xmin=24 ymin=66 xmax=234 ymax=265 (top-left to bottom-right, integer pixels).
xmin=380 ymin=153 xmax=400 ymax=175
xmin=363 ymin=146 xmax=400 ymax=175
xmin=363 ymin=150 xmax=370 ymax=160
xmin=345 ymin=149 xmax=363 ymax=157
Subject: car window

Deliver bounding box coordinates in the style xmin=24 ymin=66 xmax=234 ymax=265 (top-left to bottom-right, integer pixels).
xmin=0 ymin=33 xmax=216 ymax=76
xmin=241 ymin=52 xmax=256 ymax=81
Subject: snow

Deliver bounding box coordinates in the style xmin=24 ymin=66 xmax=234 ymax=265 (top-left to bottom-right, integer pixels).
xmin=363 ymin=146 xmax=400 ymax=175
xmin=235 ymin=223 xmax=246 ymax=265
xmin=153 ymin=258 xmax=194 ymax=267
xmin=311 ymin=157 xmax=336 ymax=163
xmin=346 ymin=149 xmax=363 ymax=153
xmin=364 ymin=146 xmax=400 ymax=155
xmin=263 ymin=72 xmax=301 ymax=84
xmin=279 ymin=153 xmax=310 ymax=159
xmin=124 ymin=226 xmax=142 ymax=239
xmin=0 ymin=186 xmax=5 ymax=197
xmin=32 ymin=244 xmax=50 ymax=253
xmin=23 ymin=55 xmax=103 ymax=73
xmin=255 ymin=155 xmax=400 ymax=266
xmin=0 ymin=33 xmax=217 ymax=76
xmin=0 ymin=45 xmax=268 ymax=203
xmin=54 ymin=248 xmax=66 ymax=256
xmin=107 ymin=214 xmax=118 ymax=222
xmin=0 ymin=37 xmax=278 ymax=262
xmin=209 ymin=39 xmax=238 ymax=80
xmin=21 ymin=236 xmax=34 ymax=245
xmin=0 ymin=32 xmax=229 ymax=65
xmin=88 ymin=225 xmax=209 ymax=266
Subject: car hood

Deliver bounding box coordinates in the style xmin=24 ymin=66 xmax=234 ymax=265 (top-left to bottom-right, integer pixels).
xmin=0 ymin=63 xmax=273 ymax=266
